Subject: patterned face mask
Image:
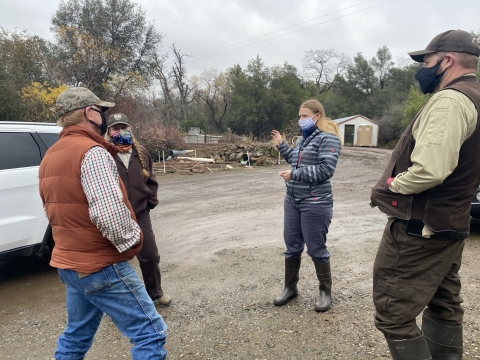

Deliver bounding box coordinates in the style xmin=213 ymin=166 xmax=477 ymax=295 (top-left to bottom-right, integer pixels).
xmin=298 ymin=118 xmax=315 ymax=131
xmin=110 ymin=129 xmax=133 ymax=145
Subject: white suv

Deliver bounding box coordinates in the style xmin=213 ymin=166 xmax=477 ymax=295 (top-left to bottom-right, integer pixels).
xmin=0 ymin=122 xmax=61 ymax=261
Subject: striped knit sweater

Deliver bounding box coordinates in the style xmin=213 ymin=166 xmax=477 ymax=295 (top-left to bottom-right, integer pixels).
xmin=277 ymin=129 xmax=341 ymax=204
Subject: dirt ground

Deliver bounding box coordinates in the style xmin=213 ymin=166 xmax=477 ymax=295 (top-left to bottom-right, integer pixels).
xmin=1 ymin=147 xmax=479 ymax=360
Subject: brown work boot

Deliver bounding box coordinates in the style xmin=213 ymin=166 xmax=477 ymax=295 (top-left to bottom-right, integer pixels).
xmin=153 ymin=293 xmax=172 ymax=307
xmin=314 ymin=261 xmax=332 ymax=312
xmin=274 ymin=258 xmax=301 ymax=306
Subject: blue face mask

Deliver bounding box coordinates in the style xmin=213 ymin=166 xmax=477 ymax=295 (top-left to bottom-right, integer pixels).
xmin=110 ymin=129 xmax=133 ymax=145
xmin=415 ymin=57 xmax=446 ymax=94
xmin=299 ymin=118 xmax=315 ymax=131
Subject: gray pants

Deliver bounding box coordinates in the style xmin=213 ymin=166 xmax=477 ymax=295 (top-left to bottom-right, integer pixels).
xmin=373 ymin=218 xmax=465 ymax=339
xmin=283 ymin=197 xmax=332 ymax=263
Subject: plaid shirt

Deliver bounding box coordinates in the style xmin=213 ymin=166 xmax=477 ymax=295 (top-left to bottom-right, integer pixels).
xmin=80 ymin=146 xmax=141 ymax=253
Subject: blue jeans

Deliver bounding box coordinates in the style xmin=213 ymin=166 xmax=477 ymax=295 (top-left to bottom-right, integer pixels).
xmin=283 ymin=197 xmax=332 ymax=263
xmin=56 ymin=262 xmax=167 ymax=360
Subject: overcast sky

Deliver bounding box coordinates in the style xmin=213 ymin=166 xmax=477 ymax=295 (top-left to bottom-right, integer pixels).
xmin=1 ymin=0 xmax=479 ymax=76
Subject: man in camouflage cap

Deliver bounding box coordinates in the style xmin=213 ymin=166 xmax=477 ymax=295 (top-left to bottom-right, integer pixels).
xmin=53 ymin=87 xmax=115 ymax=135
xmin=371 ymin=30 xmax=480 ymax=360
xmin=39 ymin=87 xmax=168 ymax=359
xmin=54 ymin=87 xmax=115 ymax=116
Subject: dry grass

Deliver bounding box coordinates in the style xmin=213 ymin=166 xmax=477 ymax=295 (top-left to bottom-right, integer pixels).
xmin=137 ymin=125 xmax=184 ymax=160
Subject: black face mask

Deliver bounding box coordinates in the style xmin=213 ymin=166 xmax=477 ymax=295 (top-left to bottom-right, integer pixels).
xmin=415 ymin=58 xmax=446 ymax=94
xmin=98 ymin=112 xmax=108 ymax=136
xmin=86 ymin=108 xmax=108 ymax=136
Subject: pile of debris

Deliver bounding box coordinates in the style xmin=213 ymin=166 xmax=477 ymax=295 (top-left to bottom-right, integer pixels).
xmin=198 ymin=143 xmax=281 ymax=166
xmin=153 ymin=143 xmax=286 ymax=175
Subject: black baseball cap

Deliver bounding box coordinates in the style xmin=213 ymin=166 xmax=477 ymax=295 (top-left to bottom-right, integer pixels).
xmin=408 ymin=29 xmax=480 ymax=62
xmin=107 ymin=113 xmax=131 ymax=127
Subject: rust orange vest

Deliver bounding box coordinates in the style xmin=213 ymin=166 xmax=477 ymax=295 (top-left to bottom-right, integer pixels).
xmin=39 ymin=125 xmax=143 ymax=273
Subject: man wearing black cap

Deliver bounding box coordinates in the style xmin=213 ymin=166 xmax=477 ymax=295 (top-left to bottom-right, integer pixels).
xmin=371 ymin=30 xmax=480 ymax=360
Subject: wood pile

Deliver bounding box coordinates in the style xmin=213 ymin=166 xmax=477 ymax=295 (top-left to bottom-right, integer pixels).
xmin=153 ymin=161 xmax=205 ymax=175
xmin=152 ymin=161 xmax=237 ymax=175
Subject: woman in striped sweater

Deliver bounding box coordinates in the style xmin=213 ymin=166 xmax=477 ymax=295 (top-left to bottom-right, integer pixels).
xmin=271 ymin=99 xmax=341 ymax=312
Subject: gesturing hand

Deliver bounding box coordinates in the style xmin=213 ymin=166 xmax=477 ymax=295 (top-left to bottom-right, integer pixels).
xmin=271 ymin=130 xmax=283 ymax=147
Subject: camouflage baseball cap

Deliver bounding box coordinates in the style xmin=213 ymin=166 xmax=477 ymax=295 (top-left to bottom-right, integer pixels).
xmin=107 ymin=113 xmax=131 ymax=127
xmin=408 ymin=29 xmax=480 ymax=62
xmin=54 ymin=87 xmax=115 ymax=117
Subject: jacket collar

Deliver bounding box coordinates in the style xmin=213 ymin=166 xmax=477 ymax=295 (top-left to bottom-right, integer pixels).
xmin=444 ymin=73 xmax=479 ymax=89
xmin=60 ymin=125 xmax=119 ymax=157
xmin=300 ymin=128 xmax=320 ymax=148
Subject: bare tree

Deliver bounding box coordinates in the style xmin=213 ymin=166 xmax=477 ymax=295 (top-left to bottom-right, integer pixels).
xmin=153 ymin=52 xmax=178 ymax=128
xmin=152 ymin=45 xmax=194 ymax=128
xmin=302 ymin=49 xmax=350 ymax=93
xmin=195 ymin=69 xmax=230 ymax=131
xmin=171 ymin=44 xmax=193 ymax=123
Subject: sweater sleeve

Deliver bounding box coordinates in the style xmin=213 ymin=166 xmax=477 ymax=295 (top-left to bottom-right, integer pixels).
xmin=291 ymin=134 xmax=341 ymax=183
xmin=277 ymin=141 xmax=296 ymax=164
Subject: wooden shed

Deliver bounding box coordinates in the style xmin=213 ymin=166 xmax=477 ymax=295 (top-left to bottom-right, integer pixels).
xmin=331 ymin=115 xmax=379 ymax=147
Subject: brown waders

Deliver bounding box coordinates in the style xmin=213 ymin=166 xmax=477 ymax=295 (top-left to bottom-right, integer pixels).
xmin=373 ymin=219 xmax=465 ymax=360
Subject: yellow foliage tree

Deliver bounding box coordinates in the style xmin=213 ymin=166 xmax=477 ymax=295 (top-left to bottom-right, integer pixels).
xmin=21 ymin=82 xmax=68 ymax=122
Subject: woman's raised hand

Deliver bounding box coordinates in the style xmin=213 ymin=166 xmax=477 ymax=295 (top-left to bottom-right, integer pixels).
xmin=271 ymin=130 xmax=283 ymax=146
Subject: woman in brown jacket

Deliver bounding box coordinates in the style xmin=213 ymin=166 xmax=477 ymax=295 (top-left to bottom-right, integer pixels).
xmin=106 ymin=113 xmax=172 ymax=306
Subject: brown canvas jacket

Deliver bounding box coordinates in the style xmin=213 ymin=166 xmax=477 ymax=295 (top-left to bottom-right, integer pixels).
xmin=113 ymin=146 xmax=159 ymax=216
xmin=371 ymin=76 xmax=480 ymax=239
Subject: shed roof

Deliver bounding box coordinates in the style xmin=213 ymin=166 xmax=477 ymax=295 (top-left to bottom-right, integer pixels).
xmin=331 ymin=115 xmax=380 ymax=126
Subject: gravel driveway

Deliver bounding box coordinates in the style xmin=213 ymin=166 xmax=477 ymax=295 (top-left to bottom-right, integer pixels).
xmin=1 ymin=147 xmax=479 ymax=359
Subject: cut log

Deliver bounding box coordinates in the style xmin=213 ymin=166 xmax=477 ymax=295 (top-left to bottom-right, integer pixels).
xmin=176 ymin=157 xmax=215 ymax=163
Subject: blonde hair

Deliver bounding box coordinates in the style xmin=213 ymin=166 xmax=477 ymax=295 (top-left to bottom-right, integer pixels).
xmin=300 ymin=99 xmax=342 ymax=141
xmin=105 ymin=128 xmax=150 ymax=180
xmin=57 ymin=108 xmax=84 ymax=127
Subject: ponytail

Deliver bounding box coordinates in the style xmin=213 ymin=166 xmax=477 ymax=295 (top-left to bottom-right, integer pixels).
xmin=131 ymin=137 xmax=150 ymax=181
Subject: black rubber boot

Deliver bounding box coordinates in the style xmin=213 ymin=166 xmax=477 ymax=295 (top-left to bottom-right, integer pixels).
xmin=314 ymin=261 xmax=332 ymax=312
xmin=386 ymin=336 xmax=433 ymax=360
xmin=422 ymin=314 xmax=463 ymax=360
xmin=274 ymin=258 xmax=301 ymax=306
